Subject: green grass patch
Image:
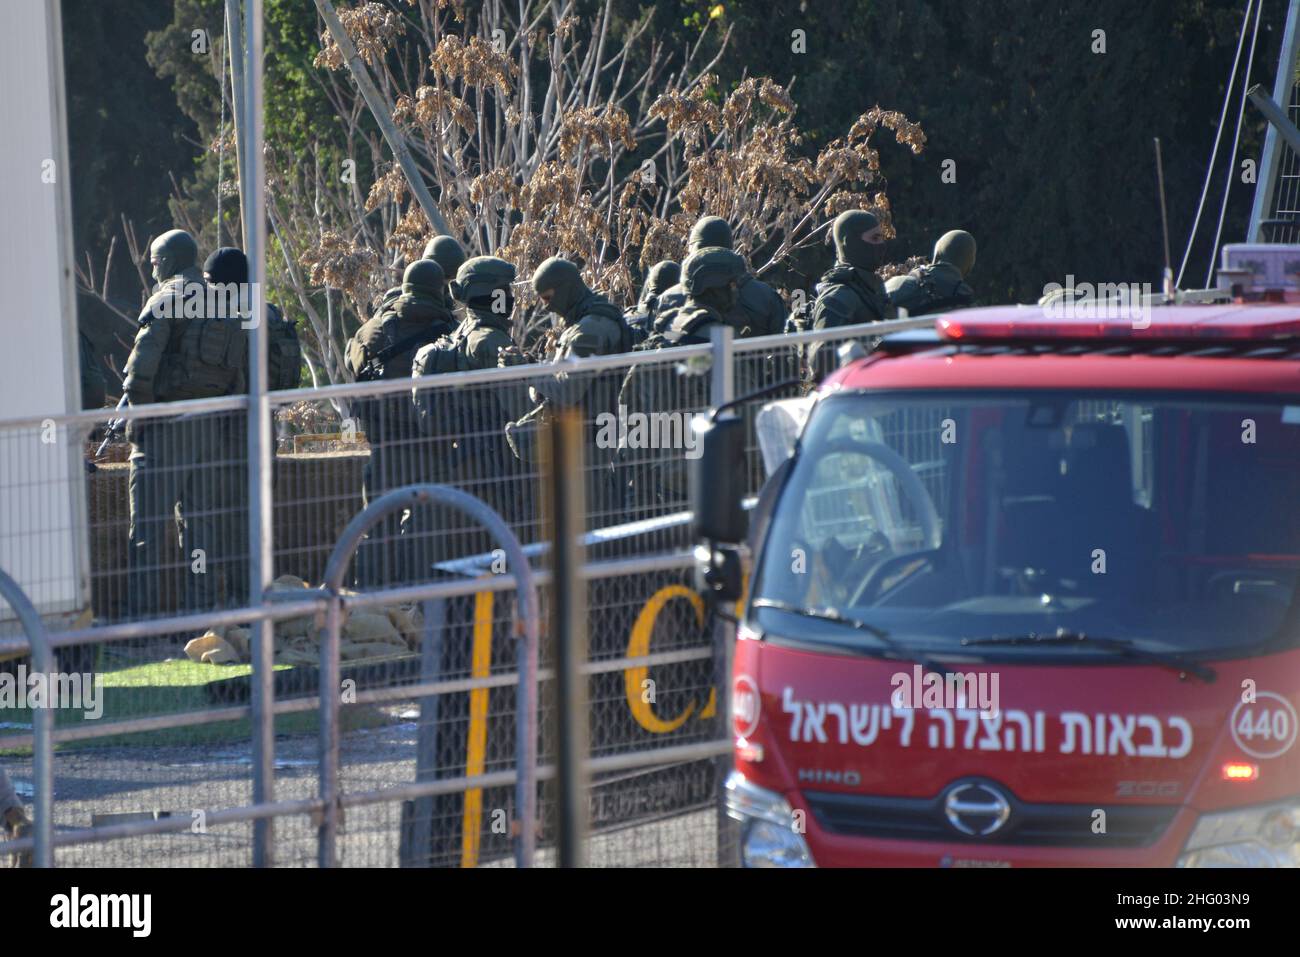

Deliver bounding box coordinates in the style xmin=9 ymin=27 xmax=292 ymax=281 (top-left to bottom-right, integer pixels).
xmin=1 ymin=657 xmax=392 ymax=754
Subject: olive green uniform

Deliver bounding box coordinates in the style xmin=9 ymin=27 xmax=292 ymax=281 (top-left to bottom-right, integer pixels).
xmin=885 ymin=229 xmax=978 ymax=316
xmin=346 ymin=279 xmax=456 ymax=586
xmin=514 ymin=258 xmax=633 ymax=523
xmin=654 ymin=272 xmax=785 ymax=338
xmin=124 ymin=238 xmax=247 ymax=618
xmin=626 ymin=248 xmax=748 ymax=509
xmin=411 ymin=255 xmax=520 ymax=532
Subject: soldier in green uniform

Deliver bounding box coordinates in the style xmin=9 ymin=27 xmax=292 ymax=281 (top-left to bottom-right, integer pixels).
xmin=622 ymin=248 xmax=748 ymax=509
xmin=624 ymin=259 xmax=680 ymax=344
xmin=425 ymin=236 xmax=467 ymax=301
xmin=200 ymin=247 xmax=302 ymax=604
xmin=346 ymin=259 xmax=457 ymax=586
xmin=411 ymin=256 xmax=520 ymax=529
xmin=885 ymin=229 xmax=977 ymax=315
xmin=650 ymin=248 xmax=748 ymax=346
xmin=508 ymin=257 xmax=633 ymax=523
xmin=380 ymin=235 xmax=467 ymax=313
xmin=123 ymin=228 xmax=247 ymax=618
xmin=805 ymin=209 xmax=896 ymax=378
xmin=654 ymin=216 xmax=784 ymax=337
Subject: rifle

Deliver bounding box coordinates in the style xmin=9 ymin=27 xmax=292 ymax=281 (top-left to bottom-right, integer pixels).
xmin=86 ymin=394 xmax=128 ymax=473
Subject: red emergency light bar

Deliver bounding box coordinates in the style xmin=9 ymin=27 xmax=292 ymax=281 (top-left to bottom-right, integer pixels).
xmin=936 ymin=304 xmax=1300 ymax=342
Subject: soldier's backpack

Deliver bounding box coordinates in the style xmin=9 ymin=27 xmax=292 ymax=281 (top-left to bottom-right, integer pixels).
xmin=623 ymin=308 xmax=653 ymax=347
xmin=579 ymin=297 xmax=637 ymax=355
xmin=264 ymin=304 xmax=303 ymax=391
xmin=155 ymin=281 xmax=248 ymax=400
xmin=410 ymin=336 xmax=464 ymax=432
xmin=354 ymin=324 xmax=443 ymax=383
xmin=889 ymin=266 xmax=975 ymax=316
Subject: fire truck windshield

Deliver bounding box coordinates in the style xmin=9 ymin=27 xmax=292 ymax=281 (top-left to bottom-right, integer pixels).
xmin=749 ymin=390 xmax=1300 ymax=659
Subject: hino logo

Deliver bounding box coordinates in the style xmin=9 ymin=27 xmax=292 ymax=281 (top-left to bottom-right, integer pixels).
xmin=797 ymin=768 xmax=861 ymax=786
xmin=943 ymin=781 xmax=1012 ymax=837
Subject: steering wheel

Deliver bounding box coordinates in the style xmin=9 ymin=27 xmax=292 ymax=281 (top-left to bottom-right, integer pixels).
xmin=856 ymin=547 xmax=943 ymax=604
xmin=813 ymin=436 xmax=941 ymax=544
xmin=807 ymin=437 xmax=942 ymax=600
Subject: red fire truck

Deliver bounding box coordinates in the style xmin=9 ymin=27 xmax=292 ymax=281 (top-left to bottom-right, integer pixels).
xmin=695 ymin=285 xmax=1300 ymax=867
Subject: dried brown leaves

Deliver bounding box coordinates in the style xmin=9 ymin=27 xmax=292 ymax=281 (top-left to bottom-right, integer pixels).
xmin=429 ymin=35 xmax=517 ymax=95
xmin=314 ymin=2 xmax=407 ymax=71
xmin=299 ymin=230 xmax=380 ymax=305
xmin=558 ymin=106 xmax=636 ymax=161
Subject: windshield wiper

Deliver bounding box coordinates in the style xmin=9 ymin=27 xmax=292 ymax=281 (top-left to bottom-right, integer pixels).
xmin=751 ymin=598 xmax=947 ymax=676
xmin=960 ymin=629 xmax=1216 ymax=682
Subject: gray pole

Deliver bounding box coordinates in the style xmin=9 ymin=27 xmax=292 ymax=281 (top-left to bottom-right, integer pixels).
xmin=545 ymin=410 xmax=589 ymax=867
xmin=313 ymin=0 xmax=452 ymax=237
xmin=709 ymin=325 xmax=736 ymax=866
xmin=1248 ymin=0 xmax=1300 ymax=241
xmin=243 ymin=0 xmax=276 ymax=868
xmin=224 ymin=0 xmax=248 ymax=247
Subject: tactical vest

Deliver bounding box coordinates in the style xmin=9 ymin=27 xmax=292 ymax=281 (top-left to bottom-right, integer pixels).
xmin=574 ymin=295 xmax=636 ymax=355
xmin=890 ymin=264 xmax=974 ymax=315
xmin=153 ymin=278 xmax=247 ymax=401
xmin=639 ymin=303 xmax=723 ymax=350
xmin=350 ymin=302 xmax=452 ymax=382
xmin=736 ymin=274 xmax=784 ymax=336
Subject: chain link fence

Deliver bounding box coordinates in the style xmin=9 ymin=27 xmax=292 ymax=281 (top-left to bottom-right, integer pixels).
xmin=0 ymin=318 xmax=929 ymax=867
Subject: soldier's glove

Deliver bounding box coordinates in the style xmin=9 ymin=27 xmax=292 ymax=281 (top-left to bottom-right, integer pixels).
xmin=2 ymin=806 xmax=32 ymax=868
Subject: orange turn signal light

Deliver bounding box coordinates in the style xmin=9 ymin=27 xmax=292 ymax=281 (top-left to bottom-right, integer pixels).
xmin=1221 ymin=762 xmax=1259 ymax=782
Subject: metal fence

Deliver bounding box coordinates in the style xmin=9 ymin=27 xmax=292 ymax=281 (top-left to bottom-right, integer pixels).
xmin=0 ymin=317 xmax=932 ymax=867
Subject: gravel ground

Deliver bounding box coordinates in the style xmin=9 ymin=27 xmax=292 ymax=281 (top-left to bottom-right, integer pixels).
xmin=3 ymin=708 xmax=723 ymax=868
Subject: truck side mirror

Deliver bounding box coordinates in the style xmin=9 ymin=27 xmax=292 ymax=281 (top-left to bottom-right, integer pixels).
xmin=695 ymin=544 xmax=743 ymax=603
xmin=692 ymin=414 xmax=747 ymax=543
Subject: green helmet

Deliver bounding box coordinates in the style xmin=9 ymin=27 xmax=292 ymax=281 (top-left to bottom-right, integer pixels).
xmin=401 ymin=259 xmax=445 ymax=305
xmin=150 ymin=229 xmax=199 ymax=281
xmin=831 ymin=210 xmax=882 ymax=270
xmin=688 ymin=216 xmax=733 ymax=253
xmin=423 ymin=235 xmax=467 ymax=280
xmin=933 ymin=229 xmax=976 ymax=277
xmin=452 ymin=255 xmax=517 ymax=303
xmin=644 ymin=260 xmax=680 ymax=299
xmin=681 ymin=247 xmax=746 ymax=295
xmin=531 ymin=256 xmax=587 ymax=317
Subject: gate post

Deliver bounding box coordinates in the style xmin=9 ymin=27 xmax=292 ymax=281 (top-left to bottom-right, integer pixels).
xmin=708 ymin=326 xmax=739 ymax=866
xmin=317 ymin=485 xmax=539 ymax=867
xmin=0 ymin=567 xmax=54 ymax=867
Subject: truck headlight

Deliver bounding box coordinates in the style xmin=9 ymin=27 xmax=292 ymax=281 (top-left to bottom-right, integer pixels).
xmin=724 ymin=772 xmax=814 ymax=868
xmin=1177 ymin=800 xmax=1300 ymax=867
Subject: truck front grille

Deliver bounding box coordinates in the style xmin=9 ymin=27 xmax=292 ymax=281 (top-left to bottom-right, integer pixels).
xmin=804 ymin=789 xmax=1177 ymax=848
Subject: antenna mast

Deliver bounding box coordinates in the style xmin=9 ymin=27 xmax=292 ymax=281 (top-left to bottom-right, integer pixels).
xmin=1154 ymin=138 xmax=1175 ymax=299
